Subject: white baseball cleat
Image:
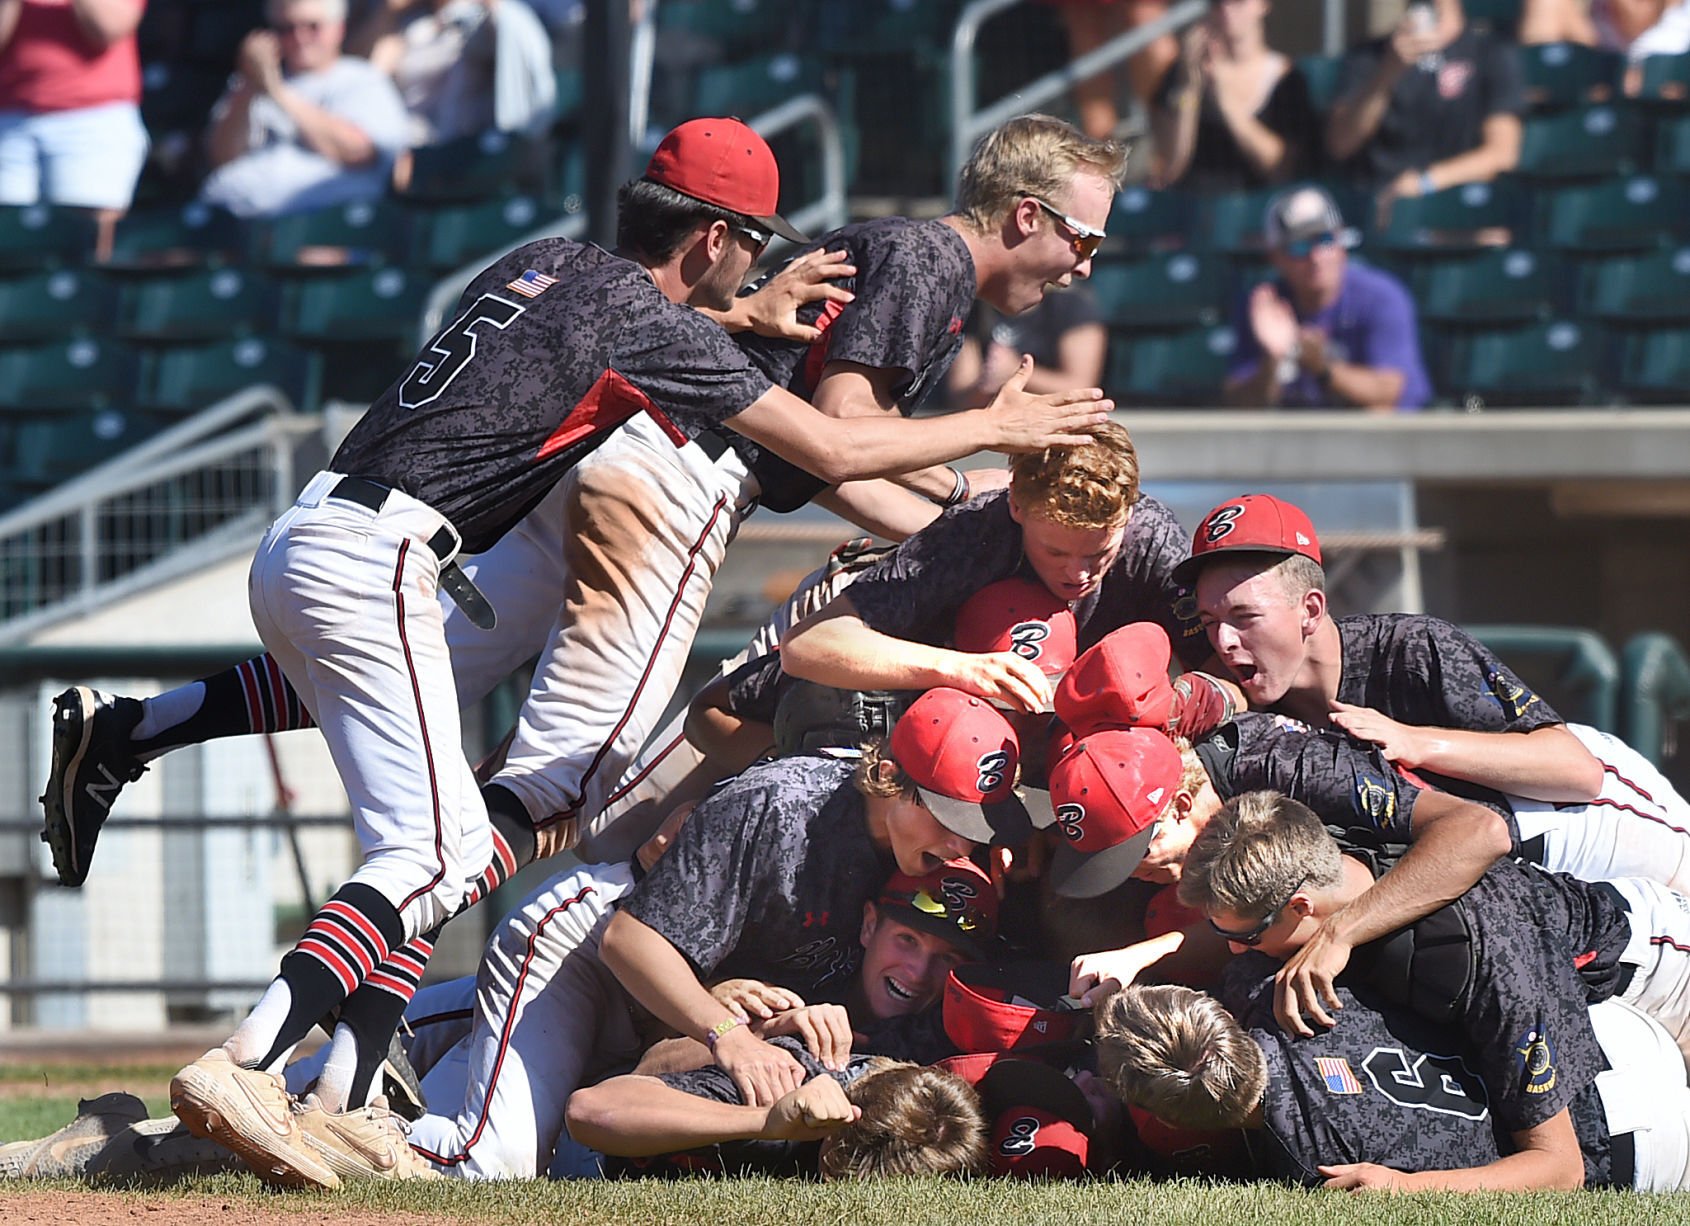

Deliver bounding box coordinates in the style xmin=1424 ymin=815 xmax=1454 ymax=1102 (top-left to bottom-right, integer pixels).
xmin=292 ymin=1094 xmax=441 ymax=1182
xmin=169 ymin=1048 xmax=340 ymax=1190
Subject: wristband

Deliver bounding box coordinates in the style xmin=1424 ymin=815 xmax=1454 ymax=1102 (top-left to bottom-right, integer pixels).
xmin=704 ymin=1016 xmax=742 ymax=1051
xmin=942 ymin=466 xmax=970 ymax=508
xmin=1418 ymin=170 xmax=1436 ymax=196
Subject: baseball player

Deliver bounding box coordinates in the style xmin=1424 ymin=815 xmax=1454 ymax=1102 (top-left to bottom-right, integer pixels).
xmin=1099 ymin=982 xmax=1690 ymax=1191
xmin=43 ymin=110 xmax=1126 ymax=888
xmin=163 ymin=115 xmax=1109 ymax=1192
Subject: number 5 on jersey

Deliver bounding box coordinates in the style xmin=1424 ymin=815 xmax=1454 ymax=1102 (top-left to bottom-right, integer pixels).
xmin=399 ymin=293 xmax=526 ymax=410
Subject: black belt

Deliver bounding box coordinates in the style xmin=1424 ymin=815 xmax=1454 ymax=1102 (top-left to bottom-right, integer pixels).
xmin=328 ymin=477 xmax=497 ymax=631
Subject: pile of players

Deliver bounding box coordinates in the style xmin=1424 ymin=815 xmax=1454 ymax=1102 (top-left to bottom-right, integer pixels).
xmin=10 ymin=106 xmax=1690 ymax=1194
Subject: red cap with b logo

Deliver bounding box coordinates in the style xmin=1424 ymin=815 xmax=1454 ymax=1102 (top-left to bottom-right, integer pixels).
xmin=953 ymin=577 xmax=1079 ymax=679
xmin=1046 ymin=727 xmax=1183 ymax=898
xmin=643 ymin=117 xmax=808 ymax=242
xmin=1172 ymin=493 xmax=1322 ymax=587
xmin=890 ymin=688 xmax=1042 ymax=845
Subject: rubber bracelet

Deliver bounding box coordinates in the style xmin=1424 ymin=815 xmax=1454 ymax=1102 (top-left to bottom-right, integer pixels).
xmin=704 ymin=1017 xmax=742 ymax=1051
xmin=942 ymin=466 xmax=970 ymax=508
xmin=1418 ymin=170 xmax=1436 ymax=196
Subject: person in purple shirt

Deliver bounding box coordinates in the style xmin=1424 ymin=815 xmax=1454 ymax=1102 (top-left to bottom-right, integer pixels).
xmin=1223 ymin=186 xmax=1430 ymax=411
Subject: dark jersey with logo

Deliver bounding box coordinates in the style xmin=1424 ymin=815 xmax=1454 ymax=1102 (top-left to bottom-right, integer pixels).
xmin=841 ymin=489 xmax=1206 ymax=668
xmin=331 ymin=238 xmax=772 ymax=552
xmin=618 ymin=756 xmax=889 ymax=997
xmin=1226 ymin=975 xmax=1616 ymax=1187
xmin=733 ymin=217 xmax=976 ymax=511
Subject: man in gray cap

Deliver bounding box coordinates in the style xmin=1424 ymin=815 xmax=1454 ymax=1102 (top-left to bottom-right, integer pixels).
xmin=1222 ymin=186 xmax=1430 ymax=411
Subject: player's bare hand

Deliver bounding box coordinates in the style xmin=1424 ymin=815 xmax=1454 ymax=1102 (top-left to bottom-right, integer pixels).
xmin=757 ymin=1002 xmax=854 ymax=1070
xmin=763 ymin=1077 xmax=861 ymax=1142
xmin=710 ymin=978 xmax=804 ymax=1023
xmin=637 ymin=800 xmax=698 ymax=872
xmin=1319 ymin=1162 xmax=1411 ymax=1191
xmin=979 ymin=357 xmax=1112 ymax=452
xmin=530 ymin=817 xmax=576 ymax=863
xmin=713 ymin=1025 xmax=809 ymax=1107
xmin=1273 ymin=920 xmax=1351 ymax=1037
xmin=738 ymin=249 xmax=856 ymax=341
xmin=1327 ymin=701 xmax=1429 ymax=769
xmin=1071 ymin=941 xmax=1166 ymax=1006
xmin=945 ymin=648 xmax=1053 ymax=714
xmin=1249 ymin=284 xmax=1299 ymax=363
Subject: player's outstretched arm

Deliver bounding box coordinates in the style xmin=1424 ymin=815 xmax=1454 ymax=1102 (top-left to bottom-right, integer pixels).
xmin=564 ymin=1072 xmax=855 ymax=1157
xmin=1328 ymin=703 xmax=1603 ymax=803
xmin=1274 ymin=791 xmax=1510 ymax=1037
xmin=780 ymin=594 xmax=1054 ymax=713
xmin=724 ymin=362 xmax=1109 ymax=486
xmin=1319 ymin=1106 xmax=1584 ymax=1192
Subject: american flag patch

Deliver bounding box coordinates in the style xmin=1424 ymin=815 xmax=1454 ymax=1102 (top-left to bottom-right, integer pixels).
xmin=506 ymin=269 xmax=557 ymax=298
xmin=1316 ymin=1057 xmax=1362 ymax=1095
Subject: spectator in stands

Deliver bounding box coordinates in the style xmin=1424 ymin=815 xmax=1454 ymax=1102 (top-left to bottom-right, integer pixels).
xmin=1223 ymin=186 xmax=1430 ymax=411
xmin=1326 ymin=0 xmax=1523 ymax=214
xmin=947 ymin=287 xmax=1107 ymax=410
xmin=350 ymin=0 xmax=556 ymax=148
xmin=0 ymin=0 xmax=148 ymax=226
xmin=1052 ymin=0 xmax=1178 ymax=138
xmin=1519 ymin=0 xmax=1690 ymax=89
xmin=199 ymin=0 xmax=409 ymax=218
xmin=1148 ymin=0 xmax=1318 ymax=191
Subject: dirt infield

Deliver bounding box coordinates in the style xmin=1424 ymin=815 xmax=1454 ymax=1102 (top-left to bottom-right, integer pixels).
xmin=0 ymin=1191 xmax=455 ymax=1226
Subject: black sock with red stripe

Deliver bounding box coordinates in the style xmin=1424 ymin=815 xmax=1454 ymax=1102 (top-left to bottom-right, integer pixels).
xmin=259 ymin=883 xmax=404 ymax=1072
xmin=131 ymin=655 xmax=314 ymax=757
xmin=482 ymin=784 xmax=538 ymax=873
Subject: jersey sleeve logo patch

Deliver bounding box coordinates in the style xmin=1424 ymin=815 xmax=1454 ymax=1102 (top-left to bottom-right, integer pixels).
xmin=1353 ymin=775 xmax=1397 ymax=829
xmin=1315 ymin=1057 xmax=1363 ymax=1095
xmin=1517 ymin=1025 xmax=1558 ymax=1095
xmin=505 ymin=269 xmax=557 ymax=298
xmin=1483 ymin=670 xmax=1541 ymax=720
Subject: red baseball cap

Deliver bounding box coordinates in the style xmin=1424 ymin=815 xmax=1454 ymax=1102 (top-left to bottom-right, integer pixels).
xmin=942 ymin=962 xmax=1088 ymax=1054
xmin=644 ymin=117 xmax=808 ymax=243
xmin=890 ymin=688 xmax=1044 ymax=845
xmin=1172 ymin=493 xmax=1322 ymax=587
xmin=981 ymin=1060 xmax=1095 ymax=1179
xmin=876 ymin=858 xmax=999 ymax=961
xmin=1046 ymin=728 xmax=1183 ymax=898
xmin=1054 ymin=622 xmax=1176 ymax=739
xmin=952 ymin=577 xmax=1079 ymax=679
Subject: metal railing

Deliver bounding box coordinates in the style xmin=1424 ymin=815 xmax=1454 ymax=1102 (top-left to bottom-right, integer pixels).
xmin=0 ymin=388 xmax=318 ymax=645
xmin=949 ymin=0 xmax=1209 ymax=188
xmin=419 ymin=94 xmax=851 ymax=344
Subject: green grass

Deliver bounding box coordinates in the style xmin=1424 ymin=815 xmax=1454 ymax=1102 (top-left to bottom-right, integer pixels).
xmin=2 ymin=1074 xmax=1688 ymax=1224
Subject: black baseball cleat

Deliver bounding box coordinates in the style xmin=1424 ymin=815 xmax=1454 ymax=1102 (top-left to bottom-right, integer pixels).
xmin=40 ymin=686 xmax=146 ymax=887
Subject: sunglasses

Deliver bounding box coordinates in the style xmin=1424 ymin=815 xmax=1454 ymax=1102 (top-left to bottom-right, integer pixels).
xmin=733 ymin=220 xmax=772 ymax=257
xmin=906 ymin=887 xmax=981 ymax=932
xmin=1029 ymin=197 xmax=1107 ymax=261
xmin=274 ymin=19 xmax=326 ymax=35
xmin=1282 ymin=231 xmax=1342 ymax=259
xmin=1207 ymin=875 xmax=1307 ymax=947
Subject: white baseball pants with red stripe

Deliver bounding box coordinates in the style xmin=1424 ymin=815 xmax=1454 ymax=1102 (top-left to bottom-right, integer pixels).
xmin=404 ymin=861 xmax=640 ymax=1179
xmin=248 ymin=470 xmax=493 ymax=941
xmin=1610 ymin=875 xmax=1690 ymax=1071
xmin=1513 ymin=724 xmax=1690 ymax=892
xmin=438 ymin=411 xmax=758 ymax=840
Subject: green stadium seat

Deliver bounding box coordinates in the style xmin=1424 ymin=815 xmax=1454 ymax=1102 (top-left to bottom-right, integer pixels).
xmin=1578 ymin=247 xmax=1690 ymax=322
xmin=0 ymin=339 xmax=140 ymax=412
xmin=1440 ymin=320 xmax=1604 ymax=406
xmin=9 ymin=409 xmax=154 ymax=489
xmin=1517 ymin=105 xmax=1648 ymax=180
xmin=1636 ymin=51 xmax=1690 ymax=107
xmin=1107 ymin=188 xmax=1191 ymax=254
xmin=139 ymin=62 xmax=228 ymax=133
xmin=260 ymin=199 xmax=410 ymax=268
xmin=1412 ymin=248 xmax=1562 ymax=325
xmin=689 ymin=54 xmax=850 ymax=120
xmin=408 ymin=196 xmax=546 ymax=271
xmin=1198 ymin=187 xmax=1283 ymax=255
xmin=1295 ymin=54 xmax=1347 ymax=113
xmin=657 ymin=0 xmax=796 ymax=58
xmin=277 ymin=267 xmax=421 ymax=342
xmin=1088 ymin=254 xmax=1229 ymax=328
xmin=1538 ymin=176 xmax=1689 ymax=251
xmin=1616 ymin=326 xmax=1690 ymax=400
xmin=1108 ymin=324 xmax=1239 ymax=406
xmin=1654 ymin=114 xmax=1690 ymax=173
xmin=105 ymin=202 xmax=247 ymax=270
xmin=115 ymin=267 xmax=277 ymax=341
xmin=137 ymin=338 xmax=323 ymax=414
xmin=0 ymin=269 xmax=114 ymax=340
xmin=1518 ymin=42 xmax=1625 ymax=110
xmin=1373 ymin=178 xmax=1524 ymax=250
xmin=397 ymin=130 xmax=551 ymax=203
xmin=0 ymin=205 xmax=99 ymax=270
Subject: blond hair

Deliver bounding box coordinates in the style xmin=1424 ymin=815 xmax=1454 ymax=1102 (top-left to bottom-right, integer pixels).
xmin=1094 ymin=984 xmax=1266 ymax=1130
xmin=819 ymin=1063 xmax=988 ymax=1179
xmin=854 ymin=739 xmax=914 ymax=800
xmin=955 ymin=114 xmax=1128 ymax=230
xmin=1176 ymin=791 xmax=1342 ymax=920
xmin=1010 ymin=419 xmax=1139 ymax=531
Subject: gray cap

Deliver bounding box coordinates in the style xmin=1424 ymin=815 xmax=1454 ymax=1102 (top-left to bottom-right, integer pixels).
xmin=1263 ymin=186 xmax=1355 ymax=250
